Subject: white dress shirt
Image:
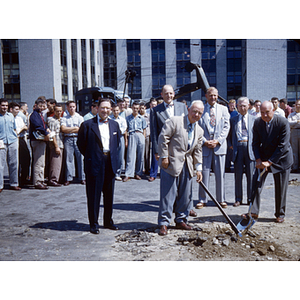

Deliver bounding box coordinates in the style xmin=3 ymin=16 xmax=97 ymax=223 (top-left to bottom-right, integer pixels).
xmin=97 ymin=115 xmax=110 ymax=152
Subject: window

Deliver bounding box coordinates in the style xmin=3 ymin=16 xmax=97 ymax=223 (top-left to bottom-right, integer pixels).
xmin=60 ymin=39 xmax=68 ymax=101
xmin=126 ymin=39 xmax=141 ymax=99
xmin=176 ymin=39 xmax=191 ymax=102
xmin=201 ymin=39 xmax=216 ymax=100
xmin=1 ymin=39 xmax=20 ymax=101
xmin=151 ymin=40 xmax=166 ymax=98
xmin=90 ymin=39 xmax=96 ymax=87
xmin=287 ymin=40 xmax=300 ymax=102
xmin=71 ymin=39 xmax=78 ymax=97
xmin=103 ymin=39 xmax=117 ymax=89
xmin=81 ymin=39 xmax=87 ymax=89
xmin=226 ymin=39 xmax=243 ymax=99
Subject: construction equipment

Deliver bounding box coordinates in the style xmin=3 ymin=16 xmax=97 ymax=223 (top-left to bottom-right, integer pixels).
xmin=174 ymin=62 xmax=229 ymax=105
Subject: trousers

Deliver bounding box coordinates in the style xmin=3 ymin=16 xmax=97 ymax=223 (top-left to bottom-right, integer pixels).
xmin=0 ymin=140 xmax=19 ymax=189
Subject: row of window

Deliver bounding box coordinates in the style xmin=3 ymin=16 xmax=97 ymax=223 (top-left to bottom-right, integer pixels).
xmin=2 ymin=39 xmax=300 ymax=103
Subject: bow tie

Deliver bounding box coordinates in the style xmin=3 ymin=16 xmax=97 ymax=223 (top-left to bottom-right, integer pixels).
xmin=100 ymin=119 xmax=108 ymax=123
xmin=166 ymin=103 xmax=174 ymax=108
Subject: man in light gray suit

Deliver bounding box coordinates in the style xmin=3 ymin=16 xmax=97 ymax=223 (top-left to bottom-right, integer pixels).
xmin=196 ymin=87 xmax=230 ymax=209
xmin=228 ymin=97 xmax=256 ymax=207
xmin=157 ymin=101 xmax=204 ymax=236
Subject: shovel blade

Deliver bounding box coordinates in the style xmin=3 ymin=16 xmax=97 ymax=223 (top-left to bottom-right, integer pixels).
xmin=236 ymin=217 xmax=256 ymax=232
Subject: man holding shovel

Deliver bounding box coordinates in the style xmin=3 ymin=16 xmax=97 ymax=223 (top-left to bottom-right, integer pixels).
xmin=242 ymin=101 xmax=293 ymax=223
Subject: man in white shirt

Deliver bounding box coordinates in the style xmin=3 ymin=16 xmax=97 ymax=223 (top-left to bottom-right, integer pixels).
xmin=271 ymin=97 xmax=285 ymax=118
xmin=61 ymin=100 xmax=85 ymax=186
xmin=9 ymin=102 xmax=30 ymax=187
xmin=228 ymin=97 xmax=256 ymax=206
xmin=110 ymin=104 xmax=127 ymax=180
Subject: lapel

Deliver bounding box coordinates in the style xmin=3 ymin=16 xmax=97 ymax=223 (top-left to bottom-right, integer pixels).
xmin=183 ymin=116 xmax=189 ymax=151
xmin=159 ymin=103 xmax=169 ymax=121
xmin=91 ymin=116 xmax=103 ymax=148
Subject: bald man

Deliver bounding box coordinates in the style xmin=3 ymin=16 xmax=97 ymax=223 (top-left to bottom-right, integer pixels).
xmin=242 ymin=101 xmax=293 ymax=223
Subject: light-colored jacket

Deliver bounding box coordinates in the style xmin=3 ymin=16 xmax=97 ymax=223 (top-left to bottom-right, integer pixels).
xmin=199 ymin=103 xmax=230 ymax=156
xmin=158 ymin=115 xmax=203 ymax=177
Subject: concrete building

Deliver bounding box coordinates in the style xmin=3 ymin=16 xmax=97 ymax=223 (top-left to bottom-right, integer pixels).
xmin=1 ymin=39 xmax=299 ymax=112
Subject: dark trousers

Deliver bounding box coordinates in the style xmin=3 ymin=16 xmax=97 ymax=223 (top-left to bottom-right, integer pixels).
xmin=18 ymin=137 xmax=30 ymax=185
xmin=234 ymin=142 xmax=255 ymax=203
xmin=85 ymin=154 xmax=115 ymax=229
xmin=252 ymin=167 xmax=291 ymax=218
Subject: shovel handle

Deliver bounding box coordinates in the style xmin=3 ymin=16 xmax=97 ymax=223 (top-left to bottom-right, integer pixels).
xmin=200 ymin=181 xmax=242 ymax=236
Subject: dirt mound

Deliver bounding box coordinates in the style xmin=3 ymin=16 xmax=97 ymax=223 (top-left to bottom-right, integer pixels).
xmin=113 ymin=221 xmax=300 ymax=261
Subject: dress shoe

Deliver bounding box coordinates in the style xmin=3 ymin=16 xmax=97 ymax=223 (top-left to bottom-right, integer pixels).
xmin=275 ymin=217 xmax=285 ymax=223
xmin=195 ymin=202 xmax=206 ymax=209
xmin=175 ymin=222 xmax=192 ymax=230
xmin=189 ymin=209 xmax=197 ymax=217
xmin=220 ymin=202 xmax=228 ymax=208
xmin=241 ymin=213 xmax=258 ymax=220
xmin=80 ymin=180 xmax=86 ymax=185
xmin=134 ymin=174 xmax=142 ymax=180
xmin=0 ymin=189 xmax=3 ymax=193
xmin=64 ymin=181 xmax=70 ymax=186
xmin=115 ymin=176 xmax=122 ymax=181
xmin=122 ymin=176 xmax=130 ymax=182
xmin=9 ymin=186 xmax=22 ymax=191
xmin=158 ymin=225 xmax=168 ymax=236
xmin=90 ymin=228 xmax=100 ymax=234
xmin=233 ymin=201 xmax=241 ymax=207
xmin=104 ymin=224 xmax=119 ymax=230
xmin=148 ymin=177 xmax=155 ymax=182
xmin=48 ymin=180 xmax=61 ymax=187
xmin=35 ymin=184 xmax=49 ymax=190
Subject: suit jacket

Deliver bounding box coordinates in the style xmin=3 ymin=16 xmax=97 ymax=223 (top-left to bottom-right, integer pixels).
xmin=252 ymin=114 xmax=293 ymax=173
xmin=158 ymin=115 xmax=203 ymax=178
xmin=150 ymin=101 xmax=187 ymax=155
xmin=77 ymin=116 xmax=121 ymax=177
xmin=199 ymin=103 xmax=230 ymax=156
xmin=229 ymin=113 xmax=255 ymax=162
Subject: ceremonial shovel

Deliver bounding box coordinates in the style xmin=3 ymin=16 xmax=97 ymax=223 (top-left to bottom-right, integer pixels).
xmin=200 ymin=181 xmax=242 ymax=237
xmin=236 ymin=168 xmax=267 ymax=233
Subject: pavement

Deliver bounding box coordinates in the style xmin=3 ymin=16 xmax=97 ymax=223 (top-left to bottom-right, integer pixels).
xmin=0 ymin=170 xmax=300 ymax=261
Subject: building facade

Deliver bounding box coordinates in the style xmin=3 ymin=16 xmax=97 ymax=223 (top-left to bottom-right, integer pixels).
xmin=0 ymin=39 xmax=299 ymax=111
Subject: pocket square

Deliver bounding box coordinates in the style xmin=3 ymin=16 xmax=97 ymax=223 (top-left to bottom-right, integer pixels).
xmin=113 ymin=132 xmax=117 ymax=135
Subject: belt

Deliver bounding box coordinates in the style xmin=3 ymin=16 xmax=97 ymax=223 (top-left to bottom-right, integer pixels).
xmin=103 ymin=151 xmax=110 ymax=156
xmin=238 ymin=140 xmax=248 ymax=143
xmin=129 ymin=130 xmax=142 ymax=134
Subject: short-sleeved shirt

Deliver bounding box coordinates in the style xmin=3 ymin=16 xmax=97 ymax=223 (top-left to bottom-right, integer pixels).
xmin=126 ymin=114 xmax=147 ymax=134
xmin=61 ymin=112 xmax=84 ymax=137
xmin=48 ymin=117 xmax=64 ymax=149
xmin=0 ymin=112 xmax=17 ymax=145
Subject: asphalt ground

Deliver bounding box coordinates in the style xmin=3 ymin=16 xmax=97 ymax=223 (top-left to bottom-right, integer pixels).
xmin=1 ymin=170 xmax=299 ymax=299
xmin=1 ymin=170 xmax=299 ymax=261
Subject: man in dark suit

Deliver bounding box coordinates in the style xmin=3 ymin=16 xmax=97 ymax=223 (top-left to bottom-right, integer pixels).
xmin=243 ymin=101 xmax=293 ymax=223
xmin=150 ymin=84 xmax=188 ymax=163
xmin=77 ymin=98 xmax=121 ymax=234
xmin=228 ymin=97 xmax=256 ymax=206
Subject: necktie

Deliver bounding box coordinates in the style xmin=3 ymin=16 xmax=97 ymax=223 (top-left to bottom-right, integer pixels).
xmin=210 ymin=106 xmax=216 ymax=127
xmin=40 ymin=113 xmax=46 ymax=129
xmin=241 ymin=116 xmax=247 ymax=136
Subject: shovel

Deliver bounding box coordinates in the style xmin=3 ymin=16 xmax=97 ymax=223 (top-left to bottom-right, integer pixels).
xmin=236 ymin=168 xmax=267 ymax=233
xmin=200 ymin=181 xmax=242 ymax=237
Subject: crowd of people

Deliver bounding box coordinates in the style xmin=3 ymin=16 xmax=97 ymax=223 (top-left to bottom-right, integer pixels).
xmin=0 ymin=86 xmax=299 ymax=235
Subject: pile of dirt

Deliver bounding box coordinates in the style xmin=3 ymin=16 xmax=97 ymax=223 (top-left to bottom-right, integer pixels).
xmin=113 ymin=221 xmax=300 ymax=261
